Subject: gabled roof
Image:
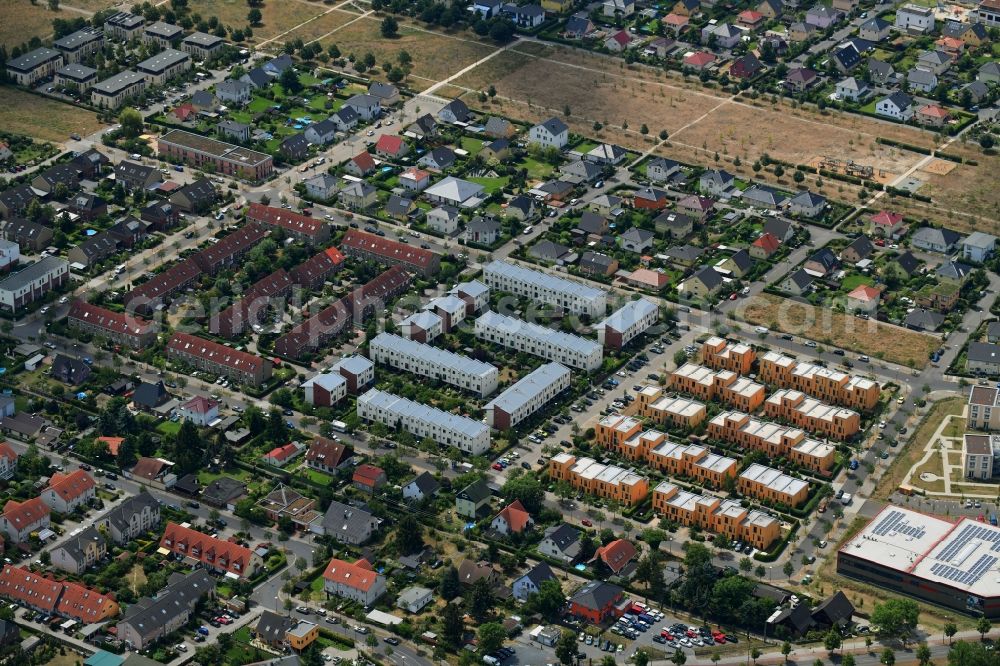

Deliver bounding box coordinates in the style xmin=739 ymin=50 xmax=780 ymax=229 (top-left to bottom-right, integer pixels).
xmin=2 ymin=497 xmax=50 ymax=529
xmin=518 ymin=561 xmax=556 ymax=588
xmin=812 ymin=590 xmax=854 ymax=626
xmin=130 ymin=457 xmax=167 ymax=481
xmin=353 ymin=464 xmax=385 ymax=487
xmin=570 ymin=580 xmax=623 ymax=611
xmin=375 ymin=134 xmax=406 ymax=156
xmin=494 ymin=500 xmax=532 ymax=533
xmin=843 ymin=235 xmax=873 ymax=259
xmin=405 ymin=471 xmax=440 ymax=498
xmin=542 ymin=523 xmax=581 ymax=552
xmin=752 ymin=232 xmax=781 ymax=254
xmin=847 ymin=284 xmax=880 ymax=302
xmin=535 ymin=117 xmax=568 ymax=136
xmin=323 ymin=557 xmax=381 ymax=591
xmin=306 ymin=437 xmax=353 ymax=468
xmin=458 ymin=479 xmax=491 ymax=504
xmin=47 ymin=469 xmax=95 ymax=503
xmin=594 ymin=539 xmax=637 ymax=574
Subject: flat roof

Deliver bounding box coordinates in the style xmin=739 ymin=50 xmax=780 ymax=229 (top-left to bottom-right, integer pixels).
xmin=57 ymin=63 xmax=97 ymax=81
xmin=54 ymin=28 xmax=103 ymax=51
xmin=137 ymin=48 xmax=189 ymax=74
xmin=92 ymin=70 xmax=144 ymax=95
xmin=183 ymin=31 xmax=223 ymax=46
xmin=158 ymin=129 xmax=271 ymax=167
xmin=145 ymin=21 xmax=183 ymax=37
xmin=840 ymin=505 xmax=954 ymax=574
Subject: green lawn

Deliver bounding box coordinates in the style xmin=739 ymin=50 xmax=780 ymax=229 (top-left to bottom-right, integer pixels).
xmin=841 ymin=274 xmax=874 ymax=292
xmin=574 ymin=140 xmax=599 ymax=153
xmin=469 ymin=176 xmax=509 ymax=193
xmin=460 ymin=136 xmax=484 ymax=156
xmin=520 ymin=156 xmax=554 ymax=179
xmin=156 ymin=421 xmax=181 ymax=436
xmin=248 ymin=97 xmax=276 ymax=113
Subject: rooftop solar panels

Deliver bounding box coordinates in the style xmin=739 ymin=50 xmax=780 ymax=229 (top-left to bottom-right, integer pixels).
xmin=871 ymin=509 xmax=926 ymax=540
xmin=930 ymin=555 xmax=998 ymax=586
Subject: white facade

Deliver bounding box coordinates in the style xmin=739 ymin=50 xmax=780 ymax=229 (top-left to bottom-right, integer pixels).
xmin=964 ymin=434 xmax=996 ymax=480
xmin=0 ymin=257 xmax=69 ymax=313
xmin=895 ymin=4 xmax=935 ymax=32
xmin=426 ymin=206 xmax=461 ymax=234
xmin=0 ymin=241 xmax=20 ymax=271
xmin=302 ymin=372 xmax=348 ymax=406
xmin=484 ymin=363 xmax=571 ymax=429
xmin=596 ymin=298 xmax=658 ymax=349
xmin=357 ymin=389 xmax=491 ymax=455
xmin=483 ymin=260 xmax=606 ymax=318
xmin=529 ymin=118 xmax=569 ymax=149
xmin=399 ymin=310 xmax=443 ymax=342
xmin=369 ymin=333 xmax=498 ymax=396
xmin=475 ymin=311 xmax=603 ymax=371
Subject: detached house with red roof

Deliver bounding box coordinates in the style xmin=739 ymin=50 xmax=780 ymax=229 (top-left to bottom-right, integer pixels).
xmin=177 ymin=395 xmax=220 ymax=426
xmin=605 ymin=30 xmax=633 ymax=52
xmin=737 ymin=9 xmax=765 ymax=29
xmin=305 ymin=437 xmax=354 ymax=474
xmin=1 ymin=497 xmax=50 ymax=542
xmin=159 ymin=521 xmax=263 ymax=579
xmin=345 ymin=151 xmax=376 ymax=177
xmin=683 ymin=51 xmax=716 ymax=71
xmin=846 ymin=284 xmax=880 ymax=314
xmin=353 ymin=464 xmax=387 ymax=494
xmin=750 ymin=232 xmax=781 ymax=260
xmin=323 ymin=557 xmax=386 ymax=606
xmin=869 ymin=210 xmax=905 ymax=239
xmin=263 ymin=442 xmax=304 ymax=468
xmin=42 ymin=469 xmax=96 ymax=513
xmin=592 ymin=538 xmax=637 ymax=575
xmin=374 ymin=134 xmax=408 ymax=159
xmin=490 ymin=500 xmax=534 ymax=536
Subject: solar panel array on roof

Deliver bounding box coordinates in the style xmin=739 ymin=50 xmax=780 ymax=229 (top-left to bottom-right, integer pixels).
xmin=871 ymin=509 xmax=926 ymax=540
xmin=931 ymin=555 xmax=998 ymax=586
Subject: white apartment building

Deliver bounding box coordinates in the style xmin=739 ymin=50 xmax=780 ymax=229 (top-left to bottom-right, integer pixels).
xmin=895 ymin=3 xmax=935 ymax=32
xmin=596 ymin=298 xmax=658 ymax=349
xmin=91 ymin=70 xmax=146 ymax=109
xmin=969 ymin=385 xmax=1000 ymax=431
xmin=399 ymin=311 xmax=443 ymax=343
xmin=357 ymin=389 xmax=491 ymax=455
xmin=964 ymin=434 xmax=996 ymax=480
xmin=302 ymin=372 xmax=348 ymax=407
xmin=475 ymin=311 xmax=603 ymax=371
xmin=0 ymin=257 xmax=69 ymax=313
xmin=369 ymin=333 xmax=499 ymax=397
xmin=483 ymin=260 xmax=606 ymax=318
xmin=484 ymin=363 xmax=571 ymax=429
xmin=136 ymin=48 xmax=190 ymax=86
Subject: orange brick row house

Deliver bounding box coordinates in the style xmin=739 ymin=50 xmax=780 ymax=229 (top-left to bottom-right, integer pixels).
xmin=159 ymin=521 xmax=263 ymax=579
xmin=595 ymin=415 xmax=736 ymax=488
xmin=737 ymin=463 xmax=809 ymax=508
xmin=652 ymin=482 xmax=780 ymax=549
xmin=708 ymin=410 xmax=836 ymax=475
xmin=548 ymin=453 xmax=649 ymax=506
xmin=635 ymin=386 xmax=707 ymax=429
xmin=0 ymin=564 xmax=119 ymax=623
xmin=758 ymin=350 xmax=880 ymax=411
xmin=669 ymin=363 xmax=766 ymax=412
xmin=701 ymin=336 xmax=756 ymax=374
xmin=764 ymin=389 xmax=861 ymax=440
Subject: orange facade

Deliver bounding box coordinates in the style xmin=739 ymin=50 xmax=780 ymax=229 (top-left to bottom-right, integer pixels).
xmin=652 ymin=482 xmax=780 ymax=549
xmin=764 ymin=389 xmax=861 ymax=440
xmin=701 ymin=336 xmax=756 ymax=375
xmin=707 ymin=410 xmax=836 ymax=475
xmin=758 ymin=351 xmax=880 ymax=412
xmin=548 ymin=453 xmax=649 ymax=506
xmin=636 ymin=386 xmax=707 ymax=429
xmin=670 ymin=363 xmax=766 ymax=412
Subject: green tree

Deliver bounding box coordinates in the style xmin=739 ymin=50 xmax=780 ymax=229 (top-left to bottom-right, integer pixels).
xmin=871 ymin=598 xmax=920 ymax=643
xmin=279 ymin=66 xmax=302 ymax=94
xmin=916 ymin=643 xmax=932 ymax=666
xmin=247 ymin=7 xmax=262 ymax=24
xmin=469 ymin=578 xmax=494 ymax=621
xmin=978 ymin=616 xmax=992 ymax=640
xmin=783 ymin=561 xmax=794 ymax=577
xmin=380 ymin=16 xmax=399 ymax=37
xmin=439 ymin=565 xmax=461 ymax=600
xmin=501 ymin=470 xmax=544 ymax=514
xmin=601 ymin=657 xmax=617 ymax=666
xmin=824 ymin=630 xmax=842 ymax=655
xmin=118 ymin=107 xmax=143 ymax=139
xmin=524 ymin=579 xmax=566 ymax=622
xmin=395 ymin=514 xmax=423 ymax=555
xmin=843 ymin=655 xmax=856 ymax=666
xmin=634 ymin=649 xmax=650 ymax=666
xmin=671 ymin=648 xmax=686 ymax=666
xmin=477 ymin=622 xmax=505 ymax=655
xmin=944 ymin=622 xmax=958 ymax=644
xmin=781 ymin=641 xmax=791 ymax=664
xmin=881 ymin=647 xmax=895 ymax=666
xmin=555 ymin=630 xmax=577 ymax=666
xmin=751 ymin=647 xmax=762 ymax=665
xmin=739 ymin=557 xmax=753 ymax=573
xmin=440 ymin=602 xmax=463 ymax=648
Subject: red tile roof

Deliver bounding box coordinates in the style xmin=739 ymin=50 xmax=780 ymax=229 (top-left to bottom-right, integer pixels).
xmin=264 ymin=443 xmax=300 ymax=462
xmin=353 ymin=464 xmax=385 ymax=488
xmin=3 ymin=498 xmax=50 ymax=530
xmin=918 ymin=104 xmax=950 ymax=119
xmin=322 ymin=557 xmax=381 ymax=592
xmin=375 ymin=134 xmax=405 ymax=156
xmin=193 ymin=223 xmax=268 ymax=273
xmin=125 ymin=258 xmax=203 ymax=312
xmin=340 ymin=229 xmax=436 ymax=272
xmin=160 ymin=521 xmax=258 ymax=578
xmin=130 ymin=457 xmax=167 ymax=481
xmin=56 ymin=580 xmax=119 ymax=623
xmin=609 ymin=30 xmax=632 ymax=45
xmin=738 ymin=9 xmax=764 ymax=22
xmin=847 ymin=285 xmax=880 ymax=302
xmin=213 ymin=268 xmax=293 ymax=338
xmin=167 ymin=332 xmax=269 ymax=376
xmin=400 ymin=167 xmax=430 ymax=183
xmin=683 ymin=51 xmax=716 ymax=67
xmin=68 ymin=301 xmax=157 ymax=339
xmin=662 ymin=12 xmax=689 ymax=26
xmin=752 ymin=232 xmax=781 ymax=254
xmin=627 ymin=268 xmax=670 ymax=289
xmin=494 ymin=500 xmax=532 ymax=534
xmin=47 ymin=469 xmax=95 ymax=503
xmin=325 ymin=246 xmax=345 ymax=265
xmin=595 ymin=538 xmax=637 ymax=574
xmin=871 ymin=211 xmax=903 ymax=226
xmin=289 ymin=248 xmax=344 ymax=289
xmin=247 ymin=203 xmax=328 ymax=238
xmin=350 ymin=152 xmax=376 ymax=172
xmin=181 ymin=395 xmax=219 ymax=415
xmin=0 ymin=443 xmax=17 ymax=463
xmin=0 ymin=565 xmax=62 ymax=612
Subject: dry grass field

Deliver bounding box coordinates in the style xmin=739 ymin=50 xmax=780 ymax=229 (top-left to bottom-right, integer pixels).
xmin=737 ymin=293 xmax=939 ymax=368
xmin=913 ymin=161 xmax=1000 ymax=234
xmin=279 ymin=9 xmax=361 ymax=45
xmin=0 ymin=86 xmax=105 ymax=142
xmin=187 ymin=0 xmax=325 ymax=40
xmin=320 ymin=19 xmax=495 ymax=89
xmin=0 ymin=0 xmax=64 ymax=49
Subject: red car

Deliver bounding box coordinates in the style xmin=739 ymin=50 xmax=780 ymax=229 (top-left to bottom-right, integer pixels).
xmin=713 ymin=632 xmax=726 ymax=643
xmin=581 ymin=519 xmax=593 ymax=527
xmin=729 ymin=293 xmax=738 ymax=301
xmin=491 ymin=463 xmax=503 ymax=471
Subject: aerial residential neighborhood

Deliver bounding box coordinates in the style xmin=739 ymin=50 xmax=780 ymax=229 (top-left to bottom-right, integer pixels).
xmin=0 ymin=0 xmax=996 ymax=665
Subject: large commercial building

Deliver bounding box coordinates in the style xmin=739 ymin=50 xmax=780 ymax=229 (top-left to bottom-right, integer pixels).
xmin=708 ymin=410 xmax=836 ymax=474
xmin=136 ymin=48 xmax=190 ymax=85
xmin=764 ymin=389 xmax=861 ymax=440
xmin=838 ymin=506 xmax=1000 ymax=617
xmin=166 ymin=332 xmax=272 ymax=386
xmin=357 ymin=389 xmax=490 ymax=455
xmin=0 ymin=257 xmax=69 ymax=313
xmin=758 ymin=350 xmax=880 ymax=411
xmin=596 ymin=415 xmax=736 ymax=488
xmin=635 ymin=386 xmax=708 ymax=429
xmin=548 ymin=453 xmax=649 ymax=506
xmin=969 ymin=385 xmax=1000 ymax=431
xmin=484 ymin=362 xmax=571 ymax=429
xmin=670 ymin=363 xmax=766 ymax=412
xmin=701 ymin=336 xmax=756 ymax=374
xmin=91 ymin=70 xmax=146 ymax=109
xmin=738 ymin=464 xmax=809 ymax=508
xmin=340 ymin=229 xmax=440 ymax=276
xmin=483 ymin=260 xmax=607 ymax=318
xmin=475 ymin=310 xmax=603 ymax=371
xmin=6 ymin=48 xmax=63 ymax=86
xmin=596 ymin=298 xmax=658 ymax=349
xmin=369 ymin=332 xmax=499 ymax=397
xmin=964 ymin=433 xmax=998 ymax=480
xmin=653 ymin=482 xmax=780 ymax=549
xmin=157 ymin=129 xmax=273 ymax=183
xmin=68 ymin=300 xmax=157 ymax=349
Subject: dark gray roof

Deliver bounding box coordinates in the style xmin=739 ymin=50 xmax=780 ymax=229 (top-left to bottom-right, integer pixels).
xmin=120 ymin=570 xmax=214 ymax=638
xmin=255 ymin=611 xmax=295 ymax=643
xmin=743 ymin=184 xmax=787 ymax=207
xmin=894 ymin=251 xmax=921 ymax=275
xmin=53 ymin=525 xmax=102 ymax=565
xmin=884 ymin=91 xmax=913 ymax=110
xmin=51 ymin=354 xmax=91 ymax=384
xmin=580 ymin=251 xmax=616 ymax=271
xmin=762 ymin=219 xmax=791 ymax=242
xmin=844 ymin=235 xmax=873 ymax=260
xmin=105 ymin=490 xmax=160 ymax=536
xmin=665 ymin=244 xmax=704 ymax=263
xmin=620 ymin=228 xmax=654 ymax=245
xmin=691 ymin=265 xmax=723 ymax=289
xmin=770 ymin=603 xmax=813 ymax=634
xmin=903 ymin=308 xmax=944 ymax=331
xmin=385 ymin=194 xmax=414 ymax=217
xmin=543 ymin=523 xmax=581 ymax=553
xmin=911 ymin=226 xmax=962 ymax=250
xmin=508 ymin=195 xmax=533 ymax=216
xmin=537 ymin=117 xmax=568 ymax=136
xmin=728 ymin=249 xmax=753 ymax=272
xmin=936 ymin=260 xmax=972 ymax=281
xmin=969 ymin=342 xmax=1000 ymax=364
xmin=321 ymin=500 xmax=378 ymax=541
xmin=519 ymin=561 xmax=556 ymax=588
xmin=440 ymin=99 xmax=470 ymax=122
xmin=457 ymin=479 xmax=491 ymax=504
xmin=203 ymin=476 xmax=246 ymax=503
xmin=530 ymin=240 xmax=570 ymax=261
xmin=133 ymin=380 xmax=169 ymax=408
xmin=406 ymin=471 xmax=440 ymax=497
xmin=808 ymin=247 xmax=838 ymax=271
xmin=576 ymin=211 xmax=607 ymax=234
xmin=786 ymin=268 xmax=814 ymax=290
xmin=570 ymin=580 xmax=623 ymax=611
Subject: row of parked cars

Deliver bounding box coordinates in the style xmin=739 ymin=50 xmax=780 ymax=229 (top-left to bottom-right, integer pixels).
xmin=656 ymin=623 xmax=733 ymax=649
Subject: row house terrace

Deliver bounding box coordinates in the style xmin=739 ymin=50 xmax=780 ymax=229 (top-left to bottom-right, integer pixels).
xmin=548 ymin=453 xmax=649 ymax=506
xmin=159 ymin=521 xmax=262 ymax=579
xmin=68 ymin=300 xmax=158 ymax=349
xmin=708 ymin=410 xmax=836 ymax=474
xmin=701 ymin=336 xmax=756 ymax=374
xmin=652 ymin=482 xmax=780 ymax=550
xmin=758 ymin=350 xmax=880 ymax=411
xmin=166 ymin=332 xmax=272 ymax=386
xmin=737 ymin=463 xmax=810 ymax=508
xmin=669 ymin=362 xmax=766 ymax=412
xmin=764 ymin=389 xmax=861 ymax=440
xmin=211 ymin=268 xmax=294 ymax=339
xmin=635 ymin=386 xmax=707 ymax=429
